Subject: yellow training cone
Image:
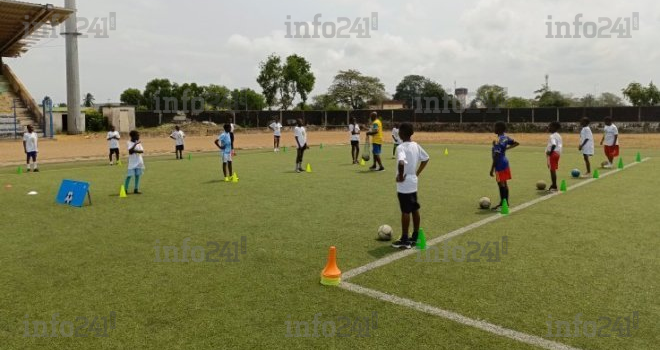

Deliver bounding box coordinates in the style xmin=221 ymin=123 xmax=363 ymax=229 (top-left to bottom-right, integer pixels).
xmin=306 ymin=164 xmax=312 ymax=173
xmin=119 ymin=185 xmax=127 ymax=198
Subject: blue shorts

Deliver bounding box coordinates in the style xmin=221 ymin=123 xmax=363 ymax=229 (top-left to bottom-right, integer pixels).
xmin=26 ymin=151 xmax=37 ymax=161
xmin=127 ymin=168 xmax=144 ymax=177
xmin=372 ymin=144 xmax=382 ymax=155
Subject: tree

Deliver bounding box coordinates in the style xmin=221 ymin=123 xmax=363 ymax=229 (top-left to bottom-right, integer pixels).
xmin=120 ymin=88 xmax=144 ymax=106
xmin=622 ymin=82 xmax=660 ymax=106
xmin=204 ymin=84 xmax=231 ymax=110
xmin=143 ymin=78 xmax=174 ymax=111
xmin=597 ymin=92 xmax=625 ymax=107
xmin=84 ymin=93 xmax=95 ymax=107
xmin=580 ymin=93 xmax=597 ymax=107
xmin=505 ymin=97 xmax=532 ymax=108
xmin=474 ymin=85 xmax=508 ymax=109
xmin=537 ymin=91 xmax=571 ymax=107
xmin=393 ymin=75 xmax=428 ymax=108
xmin=230 ymin=88 xmax=266 ymax=111
xmin=328 ymin=70 xmax=387 ymax=110
xmin=310 ymin=93 xmax=342 ymax=110
xmin=257 ymin=54 xmax=283 ymax=110
xmin=283 ymin=54 xmax=315 ymax=109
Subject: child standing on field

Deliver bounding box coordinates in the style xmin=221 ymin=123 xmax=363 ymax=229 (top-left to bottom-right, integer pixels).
xmin=215 ymin=124 xmax=233 ymax=181
xmin=349 ymin=117 xmax=360 ymax=164
xmin=391 ymin=122 xmax=430 ymax=249
xmin=545 ymin=122 xmax=562 ymax=192
xmin=22 ymin=125 xmax=39 ymax=172
xmin=391 ymin=123 xmax=402 ymax=158
xmin=490 ymin=121 xmax=519 ymax=211
xmin=169 ymin=125 xmax=185 ymax=160
xmin=600 ymin=117 xmax=619 ymax=168
xmin=269 ymin=118 xmax=282 ymax=152
xmin=579 ymin=118 xmax=594 ymax=176
xmin=107 ymin=125 xmax=120 ymax=165
xmin=294 ymin=119 xmax=308 ymax=173
xmin=125 ymin=130 xmax=145 ymax=194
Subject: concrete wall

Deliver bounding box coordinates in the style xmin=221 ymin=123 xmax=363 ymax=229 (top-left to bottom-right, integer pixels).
xmin=103 ymin=106 xmax=135 ymax=133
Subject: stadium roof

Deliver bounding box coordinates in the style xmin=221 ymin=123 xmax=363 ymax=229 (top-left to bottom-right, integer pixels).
xmin=0 ymin=0 xmax=73 ymax=58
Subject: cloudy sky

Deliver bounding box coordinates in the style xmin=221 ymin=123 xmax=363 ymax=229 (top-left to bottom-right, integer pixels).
xmin=5 ymin=0 xmax=659 ymax=105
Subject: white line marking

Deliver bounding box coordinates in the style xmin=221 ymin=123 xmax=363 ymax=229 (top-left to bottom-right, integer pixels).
xmin=342 ymin=158 xmax=650 ymax=280
xmin=340 ymin=282 xmax=584 ymax=350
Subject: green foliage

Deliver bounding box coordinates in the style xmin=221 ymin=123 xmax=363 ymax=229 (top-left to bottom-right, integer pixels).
xmin=84 ymin=108 xmax=106 ymax=132
xmin=231 ymin=88 xmax=266 ymax=111
xmin=84 ymin=93 xmax=95 ymax=107
xmin=204 ymin=84 xmax=231 ymax=110
xmin=474 ymin=85 xmax=508 ymax=109
xmin=310 ymin=93 xmax=343 ymax=110
xmin=328 ymin=69 xmax=387 ymax=110
xmin=120 ymin=88 xmax=144 ymax=107
xmin=505 ymin=97 xmax=532 ymax=108
xmin=283 ymin=54 xmax=315 ymax=109
xmin=257 ymin=54 xmax=283 ymax=110
xmin=537 ymin=91 xmax=571 ymax=107
xmin=622 ymin=82 xmax=660 ymax=106
xmin=393 ymin=75 xmax=427 ymax=108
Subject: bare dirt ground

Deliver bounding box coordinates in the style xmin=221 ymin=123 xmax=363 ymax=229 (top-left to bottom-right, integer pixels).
xmin=1 ymin=131 xmax=658 ymax=166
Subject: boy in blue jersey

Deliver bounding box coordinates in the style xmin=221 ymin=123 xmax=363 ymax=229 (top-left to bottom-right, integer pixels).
xmin=489 ymin=121 xmax=519 ymax=211
xmin=214 ymin=124 xmax=233 ymax=181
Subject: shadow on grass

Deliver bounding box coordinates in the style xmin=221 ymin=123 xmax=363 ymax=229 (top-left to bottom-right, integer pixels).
xmin=367 ymin=244 xmax=398 ymax=259
xmin=202 ymin=179 xmax=225 ymax=184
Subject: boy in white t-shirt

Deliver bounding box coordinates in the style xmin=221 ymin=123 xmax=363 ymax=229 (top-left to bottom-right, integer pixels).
xmin=578 ymin=118 xmax=594 ymax=176
xmin=545 ymin=122 xmax=562 ymax=192
xmin=348 ymin=117 xmax=360 ymax=164
xmin=294 ymin=119 xmax=308 ymax=173
xmin=107 ymin=125 xmax=121 ymax=165
xmin=391 ymin=124 xmax=402 ymax=158
xmin=169 ymin=125 xmax=185 ymax=160
xmin=391 ymin=123 xmax=430 ymax=249
xmin=22 ymin=125 xmax=39 ymax=172
xmin=269 ymin=118 xmax=283 ymax=152
xmin=125 ymin=130 xmax=145 ymax=194
xmin=600 ymin=117 xmax=619 ymax=168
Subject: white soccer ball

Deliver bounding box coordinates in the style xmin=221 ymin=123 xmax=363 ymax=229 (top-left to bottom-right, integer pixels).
xmin=377 ymin=225 xmax=393 ymax=241
xmin=479 ymin=197 xmax=491 ymax=209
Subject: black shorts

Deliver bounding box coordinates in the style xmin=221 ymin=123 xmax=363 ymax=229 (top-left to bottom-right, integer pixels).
xmin=176 ymin=145 xmax=184 ymax=151
xmin=109 ymin=148 xmax=119 ymax=155
xmin=397 ymin=192 xmax=421 ymax=214
xmin=351 ymin=140 xmax=359 ymax=146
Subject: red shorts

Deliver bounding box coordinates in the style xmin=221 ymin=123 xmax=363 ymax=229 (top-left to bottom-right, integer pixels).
xmin=547 ymin=152 xmax=560 ymax=171
xmin=604 ymin=145 xmax=620 ymax=158
xmin=496 ymin=168 xmax=512 ymax=182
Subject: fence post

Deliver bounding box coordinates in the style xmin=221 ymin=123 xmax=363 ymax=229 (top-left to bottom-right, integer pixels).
xmin=391 ymin=109 xmax=394 ymax=125
xmin=324 ymin=110 xmax=328 ymax=128
xmin=556 ymin=108 xmax=559 ymax=122
xmin=638 ymin=107 xmax=641 ymax=122
xmin=531 ymin=108 xmax=535 ymax=123
xmin=346 ymin=110 xmax=349 ymax=125
xmin=507 ymin=108 xmax=510 ymax=123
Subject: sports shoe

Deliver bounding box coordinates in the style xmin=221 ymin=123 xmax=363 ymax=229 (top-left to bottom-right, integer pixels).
xmin=133 ymin=190 xmax=142 ymax=194
xmin=491 ymin=205 xmax=502 ymax=212
xmin=224 ymin=177 xmax=230 ymax=182
xmin=546 ymin=187 xmax=558 ymax=193
xmin=33 ymin=169 xmax=39 ymax=172
xmin=376 ymin=167 xmax=385 ymax=172
xmin=408 ymin=240 xmax=417 ymax=248
xmin=369 ymin=166 xmax=377 ymax=171
xmin=391 ymin=239 xmax=412 ymax=249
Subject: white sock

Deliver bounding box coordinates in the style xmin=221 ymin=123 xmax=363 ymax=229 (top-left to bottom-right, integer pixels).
xmin=32 ymin=162 xmax=37 ymax=170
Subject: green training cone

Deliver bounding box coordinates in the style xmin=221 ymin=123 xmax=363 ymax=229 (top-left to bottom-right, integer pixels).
xmin=617 ymin=157 xmax=624 ymax=169
xmin=501 ymin=199 xmax=510 ymax=215
xmin=283 ymin=146 xmax=287 ymax=153
xmin=593 ymin=169 xmax=599 ymax=179
xmin=560 ymin=180 xmax=567 ymax=192
xmin=17 ymin=166 xmax=22 ymax=174
xmin=320 ymin=143 xmax=324 ymax=150
xmin=188 ymin=153 xmax=192 ymax=160
xmin=416 ymin=228 xmax=427 ymax=250
xmin=636 ymin=152 xmax=642 ymax=162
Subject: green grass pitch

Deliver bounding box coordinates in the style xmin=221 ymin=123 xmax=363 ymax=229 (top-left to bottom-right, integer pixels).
xmin=0 ymin=143 xmax=658 ymax=349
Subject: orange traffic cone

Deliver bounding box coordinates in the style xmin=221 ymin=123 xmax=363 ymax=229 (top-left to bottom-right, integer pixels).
xmin=320 ymin=246 xmax=341 ymax=286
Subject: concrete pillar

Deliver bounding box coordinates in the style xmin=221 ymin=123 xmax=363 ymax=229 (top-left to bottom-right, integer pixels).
xmin=64 ymin=0 xmax=83 ymax=134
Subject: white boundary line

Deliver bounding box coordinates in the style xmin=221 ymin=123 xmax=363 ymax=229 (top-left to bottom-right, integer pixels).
xmin=339 ymin=158 xmax=650 ymax=350
xmin=340 ymin=282 xmax=583 ymax=350
xmin=343 ymin=158 xmax=650 ymax=280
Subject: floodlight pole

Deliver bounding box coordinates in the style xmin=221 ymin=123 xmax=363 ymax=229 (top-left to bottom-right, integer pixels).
xmin=63 ymin=0 xmax=83 ymax=134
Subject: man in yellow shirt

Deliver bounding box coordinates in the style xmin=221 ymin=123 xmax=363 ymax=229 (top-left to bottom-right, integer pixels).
xmin=366 ymin=112 xmax=385 ymax=171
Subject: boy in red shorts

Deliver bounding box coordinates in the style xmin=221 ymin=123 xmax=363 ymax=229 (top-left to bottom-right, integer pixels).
xmin=546 ymin=122 xmax=563 ymax=192
xmin=600 ymin=117 xmax=619 ymax=168
xmin=490 ymin=121 xmax=519 ymax=211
